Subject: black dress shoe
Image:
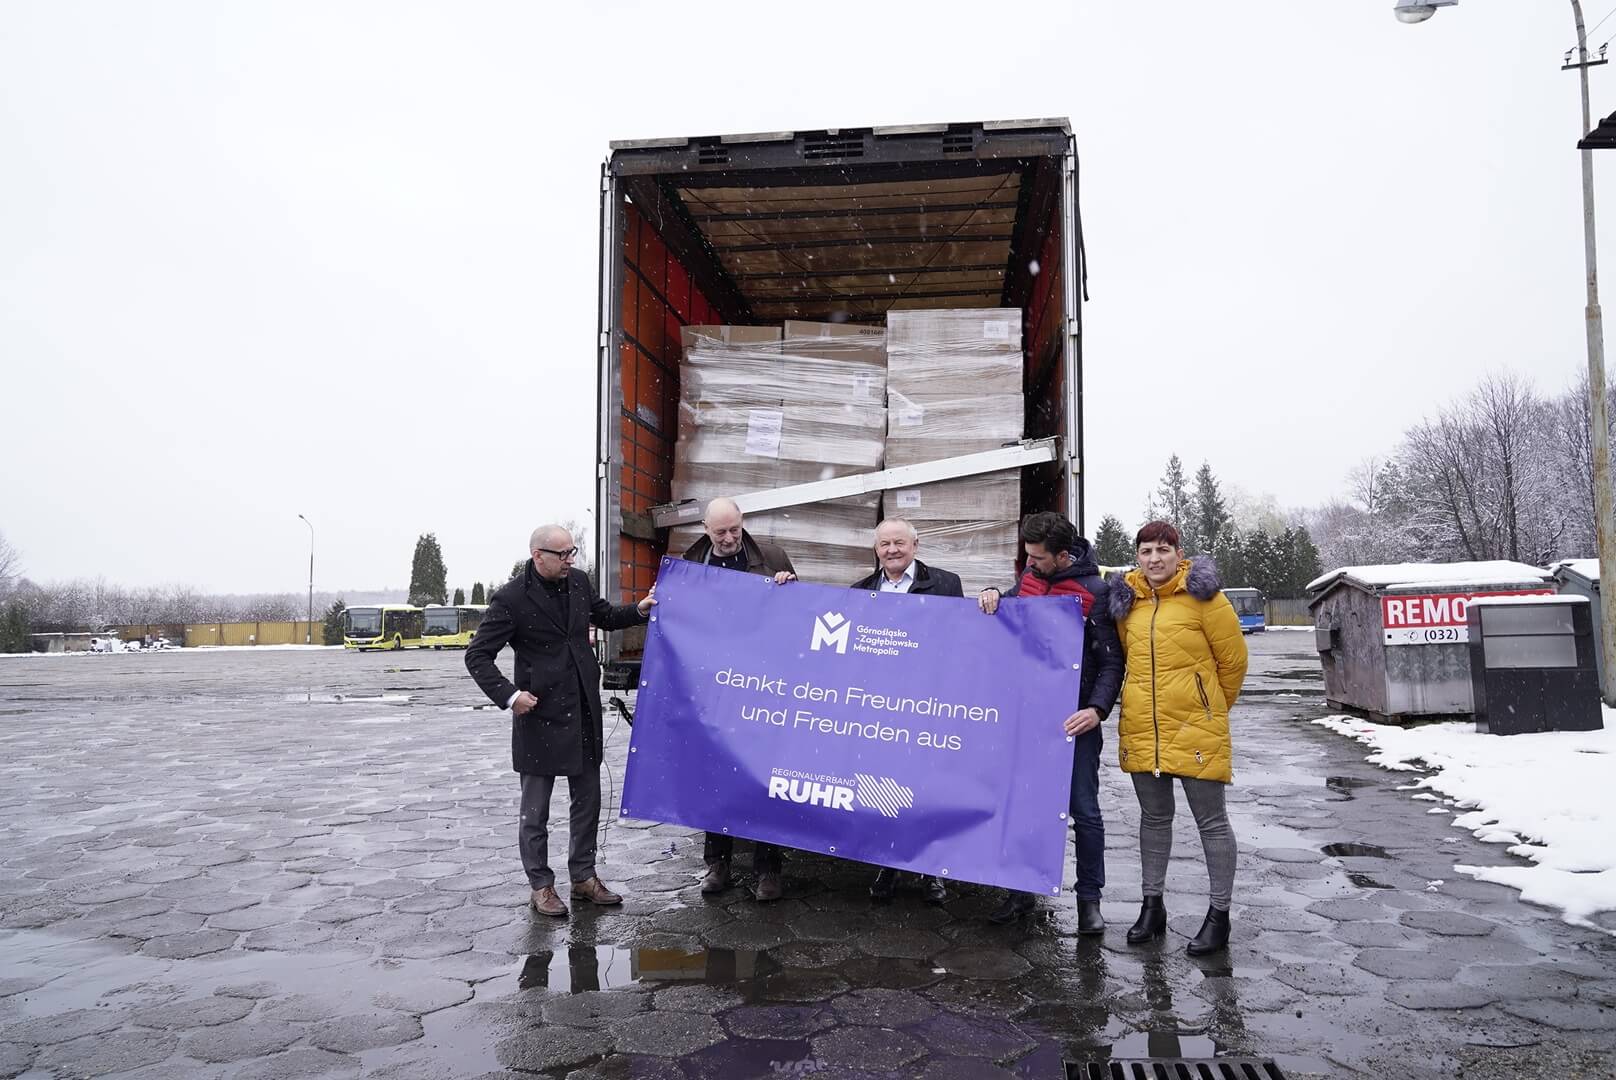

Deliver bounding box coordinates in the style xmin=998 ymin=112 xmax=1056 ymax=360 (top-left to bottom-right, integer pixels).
xmin=922 ymin=876 xmax=948 ymax=905
xmin=869 ymin=868 xmax=897 ymax=902
xmin=1126 ymin=895 xmax=1167 ymax=944
xmin=1185 ymin=906 xmax=1231 ymax=956
xmin=987 ymin=891 xmax=1036 ymax=925
xmin=1076 ymin=898 xmax=1105 ymax=935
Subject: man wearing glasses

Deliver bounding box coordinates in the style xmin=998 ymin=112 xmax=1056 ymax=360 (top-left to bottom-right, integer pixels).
xmin=679 ymin=496 xmax=797 ymax=901
xmin=466 ymin=524 xmax=656 ymax=918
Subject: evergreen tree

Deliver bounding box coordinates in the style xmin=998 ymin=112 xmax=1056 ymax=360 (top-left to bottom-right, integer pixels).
xmin=470 ymin=582 xmax=485 ymax=605
xmin=322 ymin=598 xmax=347 ymax=646
xmin=453 ymin=587 xmax=465 ymax=605
xmin=510 ymin=559 xmax=528 ymax=582
xmin=1155 ymin=455 xmax=1193 ymax=547
xmin=1093 ymin=515 xmax=1133 ymax=567
xmin=1293 ymin=526 xmax=1324 ymax=594
xmin=1273 ymin=526 xmax=1324 ymax=597
xmin=408 ymin=534 xmax=449 ymax=607
xmin=1243 ymin=529 xmax=1278 ymax=597
xmin=1193 ymin=461 xmax=1232 ymax=556
xmin=1216 ymin=529 xmax=1249 ymax=589
xmin=0 ymin=600 xmax=31 ymax=653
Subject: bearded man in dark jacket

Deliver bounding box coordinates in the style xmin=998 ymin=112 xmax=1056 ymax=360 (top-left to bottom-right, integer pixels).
xmin=977 ymin=511 xmax=1124 ymax=931
xmin=681 ymin=497 xmax=797 ymax=902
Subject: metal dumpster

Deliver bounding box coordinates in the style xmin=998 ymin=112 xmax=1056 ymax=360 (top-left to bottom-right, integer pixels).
xmin=1307 ymin=561 xmax=1554 ymax=723
xmin=1467 ymin=594 xmax=1602 ymax=735
xmin=1551 ymin=559 xmax=1604 ymax=695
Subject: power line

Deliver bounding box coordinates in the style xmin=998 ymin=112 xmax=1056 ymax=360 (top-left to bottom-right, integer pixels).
xmin=1579 ymin=2 xmax=1616 ymax=51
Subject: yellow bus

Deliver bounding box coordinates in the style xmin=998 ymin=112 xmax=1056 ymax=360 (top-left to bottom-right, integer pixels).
xmin=422 ymin=604 xmax=487 ymax=649
xmin=343 ymin=605 xmax=425 ymax=651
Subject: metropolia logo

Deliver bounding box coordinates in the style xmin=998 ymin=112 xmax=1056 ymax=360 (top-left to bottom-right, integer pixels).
xmin=810 ymin=611 xmax=850 ymax=654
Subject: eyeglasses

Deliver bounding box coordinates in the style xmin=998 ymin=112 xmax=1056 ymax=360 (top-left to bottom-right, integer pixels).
xmin=537 ymin=547 xmax=578 ymax=559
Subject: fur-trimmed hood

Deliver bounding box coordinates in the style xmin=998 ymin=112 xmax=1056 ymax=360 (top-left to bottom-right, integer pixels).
xmin=1107 ymin=557 xmax=1223 ymax=621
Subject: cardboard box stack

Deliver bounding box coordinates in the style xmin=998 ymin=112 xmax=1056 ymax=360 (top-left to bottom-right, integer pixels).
xmin=669 ymin=322 xmax=887 ymax=585
xmin=884 ymin=309 xmax=1025 ymax=594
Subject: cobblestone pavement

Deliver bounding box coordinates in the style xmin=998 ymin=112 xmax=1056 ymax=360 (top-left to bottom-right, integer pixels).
xmin=1 ymin=636 xmax=1613 ymax=1079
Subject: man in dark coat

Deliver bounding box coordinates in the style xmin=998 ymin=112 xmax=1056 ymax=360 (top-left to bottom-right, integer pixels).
xmin=466 ymin=524 xmax=655 ymax=917
xmin=978 ymin=511 xmax=1124 ymax=932
xmin=681 ymin=497 xmax=797 ymax=902
xmin=851 ymin=518 xmax=963 ymax=905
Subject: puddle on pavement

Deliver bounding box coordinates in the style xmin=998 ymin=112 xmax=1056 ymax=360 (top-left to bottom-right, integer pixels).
xmin=684 ymin=1037 xmax=822 ymax=1077
xmin=1346 ymin=872 xmax=1394 ymax=890
xmin=282 ymin=693 xmax=413 ymax=704
xmin=1321 ymin=842 xmax=1390 ymax=858
xmin=1325 ymin=776 xmax=1373 ymax=799
xmin=517 ymin=945 xmax=776 ymax=993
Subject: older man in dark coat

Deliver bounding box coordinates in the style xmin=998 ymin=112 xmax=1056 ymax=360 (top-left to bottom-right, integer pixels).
xmin=681 ymin=496 xmax=797 ymax=901
xmin=851 ymin=518 xmax=963 ymax=905
xmin=466 ymin=524 xmax=655 ymax=917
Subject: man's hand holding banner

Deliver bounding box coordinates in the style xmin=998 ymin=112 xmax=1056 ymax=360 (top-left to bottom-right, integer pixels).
xmin=621 ymin=557 xmax=1085 ymax=895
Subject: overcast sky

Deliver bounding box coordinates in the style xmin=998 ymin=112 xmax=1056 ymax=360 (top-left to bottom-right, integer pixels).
xmin=4 ymin=1 xmax=1613 ymax=594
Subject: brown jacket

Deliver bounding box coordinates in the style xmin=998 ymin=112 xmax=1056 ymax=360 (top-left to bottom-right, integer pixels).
xmin=681 ymin=529 xmax=795 ymax=578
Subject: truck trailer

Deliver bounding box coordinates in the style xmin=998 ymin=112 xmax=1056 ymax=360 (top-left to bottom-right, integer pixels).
xmin=594 ymin=119 xmax=1086 ymax=687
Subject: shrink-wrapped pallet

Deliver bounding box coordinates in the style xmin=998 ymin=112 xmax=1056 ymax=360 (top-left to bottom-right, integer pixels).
xmin=670 ymin=323 xmax=886 ymax=585
xmin=883 ymin=309 xmax=1025 ymax=594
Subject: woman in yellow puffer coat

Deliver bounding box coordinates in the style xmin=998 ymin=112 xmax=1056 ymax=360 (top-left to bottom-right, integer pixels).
xmin=1106 ymin=520 xmax=1248 ymax=956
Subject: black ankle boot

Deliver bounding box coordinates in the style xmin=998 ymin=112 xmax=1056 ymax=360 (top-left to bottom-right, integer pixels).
xmin=1185 ymin=906 xmax=1231 ymax=956
xmin=1076 ymin=899 xmax=1105 ymax=935
xmin=987 ymin=891 xmax=1036 ymax=925
xmin=1126 ymin=896 xmax=1166 ymax=944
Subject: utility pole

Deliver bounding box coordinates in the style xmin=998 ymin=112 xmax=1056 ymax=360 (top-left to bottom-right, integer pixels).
xmin=298 ymin=515 xmax=314 ymax=645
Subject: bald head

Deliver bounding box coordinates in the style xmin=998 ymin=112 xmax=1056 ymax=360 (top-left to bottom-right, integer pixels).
xmin=529 ymin=524 xmax=576 ymax=580
xmin=703 ymin=498 xmax=744 ymax=557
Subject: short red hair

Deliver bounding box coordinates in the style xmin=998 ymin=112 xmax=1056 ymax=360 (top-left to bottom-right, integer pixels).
xmin=1134 ymin=520 xmax=1182 ymax=549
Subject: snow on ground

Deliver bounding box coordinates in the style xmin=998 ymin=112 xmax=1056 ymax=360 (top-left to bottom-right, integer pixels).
xmin=1313 ymin=710 xmax=1616 ymax=932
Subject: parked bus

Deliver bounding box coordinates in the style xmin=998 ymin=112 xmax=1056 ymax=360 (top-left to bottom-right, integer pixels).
xmin=1224 ymin=587 xmax=1266 ymax=634
xmin=421 ymin=604 xmax=487 ymax=649
xmin=343 ymin=605 xmax=425 ymax=651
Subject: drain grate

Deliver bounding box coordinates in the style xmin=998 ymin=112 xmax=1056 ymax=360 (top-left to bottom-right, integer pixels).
xmin=1068 ymin=1059 xmax=1288 ymax=1080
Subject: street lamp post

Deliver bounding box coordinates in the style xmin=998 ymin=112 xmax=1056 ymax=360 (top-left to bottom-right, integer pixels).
xmin=1398 ymin=0 xmax=1616 ymax=705
xmin=298 ymin=514 xmax=314 ymax=645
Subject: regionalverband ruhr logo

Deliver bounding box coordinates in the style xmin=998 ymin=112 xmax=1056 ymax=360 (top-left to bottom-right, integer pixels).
xmin=810 ymin=611 xmax=850 ymax=654
xmin=766 ymin=770 xmax=914 ymax=819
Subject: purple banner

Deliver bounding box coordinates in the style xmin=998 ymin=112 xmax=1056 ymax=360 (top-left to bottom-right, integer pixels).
xmin=621 ymin=557 xmax=1085 ymax=895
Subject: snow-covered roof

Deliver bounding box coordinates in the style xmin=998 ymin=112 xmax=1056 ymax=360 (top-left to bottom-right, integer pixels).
xmin=1307 ymin=560 xmax=1553 ymax=597
xmin=1468 ymin=593 xmax=1587 ymax=606
xmin=1551 ymin=558 xmax=1600 ymax=583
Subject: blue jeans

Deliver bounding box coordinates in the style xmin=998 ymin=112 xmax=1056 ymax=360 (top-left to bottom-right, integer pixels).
xmin=1070 ymin=726 xmax=1105 ymax=900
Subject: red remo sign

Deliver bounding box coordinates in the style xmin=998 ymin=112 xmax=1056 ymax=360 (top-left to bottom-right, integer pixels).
xmin=1381 ymin=590 xmax=1554 ymax=645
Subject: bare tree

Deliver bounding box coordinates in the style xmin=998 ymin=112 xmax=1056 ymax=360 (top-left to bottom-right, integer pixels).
xmin=0 ymin=532 xmax=20 ymax=596
xmin=237 ymin=594 xmax=298 ymax=621
xmin=559 ymin=518 xmax=591 ymax=571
